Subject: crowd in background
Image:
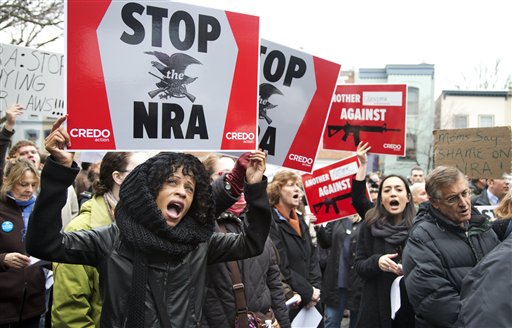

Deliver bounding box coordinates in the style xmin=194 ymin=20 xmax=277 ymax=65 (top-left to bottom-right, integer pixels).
xmin=1 ymin=104 xmax=511 ymax=328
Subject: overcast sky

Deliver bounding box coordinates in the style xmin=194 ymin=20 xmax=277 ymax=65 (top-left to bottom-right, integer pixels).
xmin=179 ymin=0 xmax=511 ymax=97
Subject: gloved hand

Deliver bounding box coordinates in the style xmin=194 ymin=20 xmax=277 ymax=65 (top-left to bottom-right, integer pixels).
xmin=224 ymin=152 xmax=251 ymax=197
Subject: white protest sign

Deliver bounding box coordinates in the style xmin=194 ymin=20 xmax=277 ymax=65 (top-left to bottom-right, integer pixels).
xmin=258 ymin=39 xmax=340 ymax=173
xmin=0 ymin=43 xmax=65 ymax=120
xmin=67 ymin=0 xmax=259 ymax=151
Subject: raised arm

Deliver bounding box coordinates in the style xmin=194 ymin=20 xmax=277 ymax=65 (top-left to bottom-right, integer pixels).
xmin=207 ymin=151 xmax=271 ymax=263
xmin=352 ymin=141 xmax=373 ymax=218
xmin=0 ymin=104 xmax=24 ymax=185
xmin=26 ymin=117 xmax=110 ymax=266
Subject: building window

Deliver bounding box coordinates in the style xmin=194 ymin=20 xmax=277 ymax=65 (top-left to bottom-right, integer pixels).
xmin=398 ymin=133 xmax=417 ymax=161
xmin=478 ymin=115 xmax=494 ymax=127
xmin=453 ymin=115 xmax=468 ymax=128
xmin=407 ymin=87 xmax=419 ymax=115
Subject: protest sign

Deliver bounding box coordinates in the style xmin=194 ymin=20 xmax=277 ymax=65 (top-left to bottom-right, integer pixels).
xmin=475 ymin=205 xmax=496 ymax=220
xmin=67 ymin=0 xmax=259 ymax=150
xmin=302 ymin=155 xmax=368 ymax=225
xmin=433 ymin=126 xmax=512 ymax=179
xmin=323 ymin=84 xmax=407 ymax=156
xmin=0 ymin=43 xmax=65 ymax=120
xmin=258 ymin=39 xmax=340 ymax=172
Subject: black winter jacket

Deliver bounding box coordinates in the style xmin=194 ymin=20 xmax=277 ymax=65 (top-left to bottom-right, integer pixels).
xmin=402 ymin=203 xmax=499 ymax=328
xmin=352 ymin=178 xmax=414 ymax=328
xmin=0 ymin=197 xmax=46 ymax=324
xmin=269 ymin=208 xmax=322 ymax=319
xmin=316 ymin=219 xmax=361 ymax=309
xmin=26 ymin=157 xmax=271 ymax=328
xmin=456 ymin=233 xmax=512 ymax=327
xmin=202 ymin=212 xmax=290 ymax=328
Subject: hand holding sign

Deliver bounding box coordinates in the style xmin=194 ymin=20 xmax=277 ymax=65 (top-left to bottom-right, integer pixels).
xmin=45 ymin=116 xmax=73 ymax=167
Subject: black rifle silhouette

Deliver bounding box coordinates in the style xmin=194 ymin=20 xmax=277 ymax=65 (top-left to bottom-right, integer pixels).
xmin=327 ymin=122 xmax=401 ymax=147
xmin=147 ymin=72 xmax=196 ymax=102
xmin=312 ymin=193 xmax=351 ymax=215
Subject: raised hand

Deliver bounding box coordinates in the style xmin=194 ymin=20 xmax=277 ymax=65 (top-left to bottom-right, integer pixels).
xmin=45 ymin=116 xmax=73 ymax=167
xmin=355 ymin=141 xmax=371 ymax=181
xmin=356 ymin=141 xmax=371 ymax=165
xmin=245 ymin=150 xmax=266 ymax=184
xmin=4 ymin=104 xmax=24 ymax=131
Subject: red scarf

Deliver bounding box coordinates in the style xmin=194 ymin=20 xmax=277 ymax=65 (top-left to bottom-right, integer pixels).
xmin=227 ymin=193 xmax=246 ymax=217
xmin=275 ymin=203 xmax=301 ymax=236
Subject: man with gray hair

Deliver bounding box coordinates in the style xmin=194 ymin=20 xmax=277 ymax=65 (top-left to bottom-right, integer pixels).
xmin=402 ymin=166 xmax=499 ymax=327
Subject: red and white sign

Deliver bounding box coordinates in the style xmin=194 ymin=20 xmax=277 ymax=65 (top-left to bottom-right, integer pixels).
xmin=66 ymin=0 xmax=259 ymax=150
xmin=323 ymin=84 xmax=407 ymax=156
xmin=302 ymin=156 xmax=369 ymax=225
xmin=258 ymin=39 xmax=340 ymax=173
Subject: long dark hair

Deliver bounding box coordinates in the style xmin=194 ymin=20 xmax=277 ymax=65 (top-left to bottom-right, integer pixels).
xmin=365 ymin=174 xmax=416 ymax=228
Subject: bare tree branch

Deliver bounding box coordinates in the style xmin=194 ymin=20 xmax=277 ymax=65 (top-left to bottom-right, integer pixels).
xmin=0 ymin=0 xmax=63 ymax=49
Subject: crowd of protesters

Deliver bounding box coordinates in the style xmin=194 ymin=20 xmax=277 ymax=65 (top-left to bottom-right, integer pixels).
xmin=1 ymin=104 xmax=511 ymax=328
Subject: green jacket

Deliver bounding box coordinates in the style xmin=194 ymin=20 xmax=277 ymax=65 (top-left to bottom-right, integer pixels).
xmin=52 ymin=195 xmax=113 ymax=328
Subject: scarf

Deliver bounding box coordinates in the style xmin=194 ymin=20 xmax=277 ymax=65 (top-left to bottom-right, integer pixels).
xmin=275 ymin=203 xmax=302 ymax=236
xmin=10 ymin=193 xmax=36 ymax=240
xmin=103 ymin=191 xmax=118 ymax=221
xmin=371 ymin=218 xmax=409 ymax=246
xmin=115 ymin=156 xmax=215 ymax=328
xmin=227 ymin=193 xmax=246 ymax=217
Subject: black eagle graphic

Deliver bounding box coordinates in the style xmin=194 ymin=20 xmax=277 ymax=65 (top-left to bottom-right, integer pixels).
xmin=145 ymin=51 xmax=202 ymax=102
xmin=259 ymin=83 xmax=283 ymax=124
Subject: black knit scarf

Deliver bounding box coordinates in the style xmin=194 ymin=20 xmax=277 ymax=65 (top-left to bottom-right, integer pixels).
xmin=115 ymin=156 xmax=215 ymax=327
xmin=371 ymin=218 xmax=409 ymax=246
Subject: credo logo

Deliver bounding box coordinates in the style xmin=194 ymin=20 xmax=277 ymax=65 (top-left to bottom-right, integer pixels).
xmin=225 ymin=132 xmax=255 ymax=143
xmin=70 ymin=128 xmax=111 ymax=142
xmin=383 ymin=143 xmax=402 ymax=151
xmin=288 ymin=154 xmax=313 ymax=165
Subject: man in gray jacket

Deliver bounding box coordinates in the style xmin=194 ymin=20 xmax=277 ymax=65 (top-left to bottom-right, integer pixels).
xmin=402 ymin=166 xmax=499 ymax=328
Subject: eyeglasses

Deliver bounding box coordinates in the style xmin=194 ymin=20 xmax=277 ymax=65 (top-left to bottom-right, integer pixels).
xmin=438 ymin=188 xmax=471 ymax=205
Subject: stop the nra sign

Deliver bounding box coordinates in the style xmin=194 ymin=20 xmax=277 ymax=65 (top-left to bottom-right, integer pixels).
xmin=66 ymin=0 xmax=259 ymax=151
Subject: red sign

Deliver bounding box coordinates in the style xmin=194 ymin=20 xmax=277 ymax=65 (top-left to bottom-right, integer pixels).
xmin=302 ymin=156 xmax=369 ymax=225
xmin=66 ymin=0 xmax=259 ymax=151
xmin=323 ymin=84 xmax=407 ymax=156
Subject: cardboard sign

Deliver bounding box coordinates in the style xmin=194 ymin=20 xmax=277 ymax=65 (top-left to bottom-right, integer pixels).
xmin=0 ymin=43 xmax=65 ymax=120
xmin=66 ymin=0 xmax=259 ymax=150
xmin=302 ymin=155 xmax=369 ymax=225
xmin=258 ymin=39 xmax=341 ymax=173
xmin=323 ymin=84 xmax=407 ymax=156
xmin=433 ymin=126 xmax=512 ymax=179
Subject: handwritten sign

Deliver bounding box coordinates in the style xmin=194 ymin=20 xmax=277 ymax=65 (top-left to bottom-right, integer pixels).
xmin=0 ymin=43 xmax=65 ymax=120
xmin=433 ymin=126 xmax=512 ymax=179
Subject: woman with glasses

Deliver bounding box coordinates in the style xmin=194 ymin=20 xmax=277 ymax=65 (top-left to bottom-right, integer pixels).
xmin=0 ymin=158 xmax=42 ymax=328
xmin=51 ymin=152 xmax=149 ymax=328
xmin=351 ymin=142 xmax=416 ymax=328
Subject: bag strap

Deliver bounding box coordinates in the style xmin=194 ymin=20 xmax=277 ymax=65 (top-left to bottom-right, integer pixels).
xmin=148 ymin=271 xmax=172 ymax=328
xmin=218 ymin=222 xmax=250 ymax=328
